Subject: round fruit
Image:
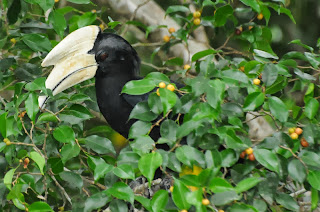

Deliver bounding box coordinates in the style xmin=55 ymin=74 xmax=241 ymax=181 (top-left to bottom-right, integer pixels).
xmin=181 ymin=210 xmax=188 ymax=212
xmin=257 ymin=13 xmax=264 ymax=20
xmin=10 ymin=38 xmax=16 ymax=44
xmin=24 ymin=158 xmax=30 ymax=169
xmin=248 ymin=26 xmax=253 ymax=30
xmin=248 ymin=153 xmax=255 ymax=161
xmin=239 ymin=66 xmax=245 ymax=72
xmin=253 ymin=78 xmax=260 ymax=85
xmin=245 ymin=148 xmax=253 ymax=155
xmin=184 ymin=64 xmax=191 ymax=70
xmin=290 ymin=132 xmax=298 ymax=140
xmin=235 ymin=28 xmax=242 ymax=35
xmin=202 ymin=198 xmax=210 ymax=206
xmin=159 ymin=82 xmax=166 ymax=88
xmin=295 ymin=127 xmax=303 ymax=135
xmin=163 ymin=35 xmax=170 ymax=42
xmin=167 ymin=84 xmax=175 ymax=92
xmin=91 ymin=9 xmax=96 ymax=13
xmin=193 ymin=11 xmax=201 ymax=18
xmin=19 ymin=159 xmax=23 ymax=163
xmin=288 ymin=127 xmax=296 ymax=134
xmin=240 ymin=151 xmax=246 ymax=159
xmin=169 ymin=186 xmax=174 ymax=192
xmin=193 ymin=18 xmax=201 ymax=25
xmin=54 ymin=0 xmax=59 ymax=2
xmin=300 ymin=138 xmax=309 ymax=147
xmin=168 ymin=27 xmax=176 ymax=33
xmin=156 ymin=88 xmax=160 ymax=96
xmin=218 ymin=210 xmax=224 ymax=212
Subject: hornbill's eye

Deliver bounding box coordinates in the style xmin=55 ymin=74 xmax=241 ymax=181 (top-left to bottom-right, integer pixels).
xmin=98 ymin=52 xmax=108 ymax=62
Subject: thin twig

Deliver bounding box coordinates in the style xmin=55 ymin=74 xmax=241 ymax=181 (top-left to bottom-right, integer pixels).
xmin=49 ymin=170 xmax=72 ymax=206
xmin=279 ymin=145 xmax=308 ymax=173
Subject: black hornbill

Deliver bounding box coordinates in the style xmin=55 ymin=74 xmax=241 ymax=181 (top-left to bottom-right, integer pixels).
xmin=39 ymin=25 xmax=174 ymax=143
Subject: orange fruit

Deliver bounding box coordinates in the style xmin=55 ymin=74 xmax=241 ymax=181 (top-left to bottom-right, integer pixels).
xmin=248 ymin=154 xmax=255 ymax=161
xmin=240 ymin=151 xmax=246 ymax=159
xmin=295 ymin=127 xmax=303 ymax=135
xmin=156 ymin=88 xmax=160 ymax=96
xmin=248 ymin=26 xmax=253 ymax=30
xmin=257 ymin=13 xmax=264 ymax=20
xmin=163 ymin=35 xmax=170 ymax=42
xmin=245 ymin=148 xmax=253 ymax=155
xmin=300 ymin=138 xmax=309 ymax=147
xmin=168 ymin=27 xmax=175 ymax=33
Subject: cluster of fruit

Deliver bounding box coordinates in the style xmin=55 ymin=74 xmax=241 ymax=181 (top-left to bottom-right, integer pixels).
xmin=240 ymin=147 xmax=255 ymax=161
xmin=235 ymin=13 xmax=263 ymax=35
xmin=288 ymin=127 xmax=308 ymax=147
xmin=156 ymin=82 xmax=175 ymax=96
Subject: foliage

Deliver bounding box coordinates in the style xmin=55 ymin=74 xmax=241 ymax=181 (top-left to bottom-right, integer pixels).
xmin=0 ymin=0 xmax=320 ymax=211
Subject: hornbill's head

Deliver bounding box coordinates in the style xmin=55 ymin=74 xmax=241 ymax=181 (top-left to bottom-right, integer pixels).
xmin=39 ymin=25 xmax=140 ymax=108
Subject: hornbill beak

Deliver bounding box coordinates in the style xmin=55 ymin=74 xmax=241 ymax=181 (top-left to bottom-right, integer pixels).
xmin=38 ymin=25 xmax=100 ymax=108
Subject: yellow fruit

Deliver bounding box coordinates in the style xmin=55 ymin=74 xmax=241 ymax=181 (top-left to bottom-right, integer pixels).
xmin=218 ymin=210 xmax=224 ymax=212
xmin=193 ymin=18 xmax=201 ymax=25
xmin=163 ymin=35 xmax=170 ymax=42
xmin=202 ymin=198 xmax=210 ymax=206
xmin=19 ymin=159 xmax=23 ymax=163
xmin=253 ymin=78 xmax=260 ymax=85
xmin=156 ymin=88 xmax=160 ymax=96
xmin=248 ymin=26 xmax=253 ymax=30
xmin=295 ymin=127 xmax=303 ymax=135
xmin=180 ymin=210 xmax=188 ymax=212
xmin=168 ymin=27 xmax=175 ymax=33
xmin=159 ymin=82 xmax=166 ymax=88
xmin=288 ymin=127 xmax=296 ymax=134
xmin=245 ymin=148 xmax=253 ymax=155
xmin=193 ymin=11 xmax=201 ymax=18
xmin=184 ymin=64 xmax=191 ymax=70
xmin=290 ymin=132 xmax=298 ymax=140
xmin=169 ymin=186 xmax=174 ymax=192
xmin=180 ymin=165 xmax=202 ymax=177
xmin=167 ymin=84 xmax=175 ymax=92
xmin=239 ymin=66 xmax=245 ymax=72
xmin=54 ymin=0 xmax=59 ymax=3
xmin=91 ymin=9 xmax=96 ymax=13
xmin=257 ymin=13 xmax=263 ymax=20
xmin=10 ymin=38 xmax=16 ymax=44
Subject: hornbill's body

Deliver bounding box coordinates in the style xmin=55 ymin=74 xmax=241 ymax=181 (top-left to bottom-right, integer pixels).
xmin=39 ymin=26 xmax=162 ymax=140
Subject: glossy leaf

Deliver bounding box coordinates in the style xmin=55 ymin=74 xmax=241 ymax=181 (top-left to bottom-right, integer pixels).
xmin=85 ymin=135 xmax=116 ymax=155
xmin=151 ymin=190 xmax=169 ymax=212
xmin=138 ymin=152 xmax=162 ymax=185
xmin=122 ymin=79 xmax=155 ymax=95
xmin=106 ymin=182 xmax=134 ymax=204
xmin=254 ymin=149 xmax=279 ymax=173
xmin=53 ymin=125 xmax=75 ymax=143
xmin=268 ymin=96 xmax=288 ymax=122
xmin=25 ymin=92 xmax=39 ymax=122
xmin=29 ymin=151 xmax=45 ymax=175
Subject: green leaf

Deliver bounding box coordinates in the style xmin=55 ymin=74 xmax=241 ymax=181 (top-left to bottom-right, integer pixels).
xmin=49 ymin=10 xmax=67 ymax=38
xmin=304 ymin=98 xmax=319 ymax=119
xmin=164 ymin=57 xmax=184 ymax=66
xmin=254 ymin=49 xmax=278 ymax=60
xmin=109 ymin=200 xmax=128 ymax=211
xmin=129 ymin=121 xmax=151 ymax=139
xmin=53 ymin=125 xmax=75 ymax=143
xmin=214 ymin=5 xmax=234 ymax=27
xmin=177 ymin=120 xmax=202 ymax=138
xmin=209 ymin=178 xmax=234 ymax=193
xmin=243 ymin=92 xmax=265 ymax=111
xmin=48 ymin=158 xmax=63 ymax=174
xmin=220 ymin=149 xmax=237 ymax=167
xmin=148 ymin=93 xmax=163 ymax=115
xmin=160 ymin=119 xmax=178 ymax=142
xmin=192 ymin=49 xmax=217 ymax=62
xmin=94 ymin=163 xmax=113 ymax=181
xmin=300 ymin=151 xmax=320 ymax=167
xmin=25 ymin=77 xmax=46 ymax=92
xmin=311 ymin=187 xmax=319 ymax=210
xmin=212 ymin=190 xmax=240 ymax=206
xmin=67 ymin=0 xmax=90 ymax=4
xmin=305 ymin=52 xmax=320 ymax=68
xmin=106 ymin=182 xmax=134 ymax=204
xmin=129 ymin=102 xmax=158 ymax=121
xmin=28 ymin=201 xmax=54 ymax=212
xmin=4 ymin=168 xmax=16 ymax=190
xmin=135 ymin=196 xmax=151 ymax=211
xmin=25 ymin=92 xmax=39 ymax=122
xmin=85 ymin=135 xmax=116 ymax=155
xmin=122 ymin=79 xmax=155 ymax=95
xmin=29 ymin=151 xmax=45 ymax=175
xmin=175 ymin=146 xmax=205 ymax=168
xmin=130 ymin=136 xmax=154 ymax=155
xmin=0 ymin=142 xmax=6 ymax=153
xmin=84 ymin=192 xmax=111 ymax=212
xmin=165 ymin=5 xmax=189 ymax=16
xmin=268 ymin=96 xmax=288 ymax=122
xmin=172 ymin=179 xmax=191 ymax=210
xmin=113 ymin=164 xmax=135 ymax=180
xmin=254 ymin=149 xmax=279 ymax=173
xmin=235 ymin=177 xmax=262 ymax=193
xmin=0 ymin=112 xmax=7 ymax=138
xmin=60 ymin=143 xmax=80 ymax=164
xmin=38 ymin=0 xmax=55 ymax=12
xmin=145 ymin=72 xmax=170 ymax=84
xmin=240 ymin=0 xmax=260 ymax=12
xmin=22 ymin=34 xmax=52 ymax=52
xmin=288 ymin=159 xmax=306 ymax=183
xmin=37 ymin=113 xmax=58 ymax=123
xmin=151 ymin=190 xmax=169 ymax=212
xmin=262 ymin=63 xmax=279 ymax=87
xmin=77 ymin=12 xmax=97 ymax=28
xmin=59 ymin=171 xmax=83 ymax=189
xmin=206 ymin=79 xmax=225 ymax=109
xmin=275 ymin=193 xmax=299 ymax=211
xmin=159 ymin=88 xmax=177 ymax=115
xmin=59 ymin=104 xmax=93 ymax=125
xmin=289 ymin=39 xmax=314 ymax=52
xmin=308 ymin=170 xmax=320 ymax=190
xmin=138 ymin=152 xmax=162 ymax=185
